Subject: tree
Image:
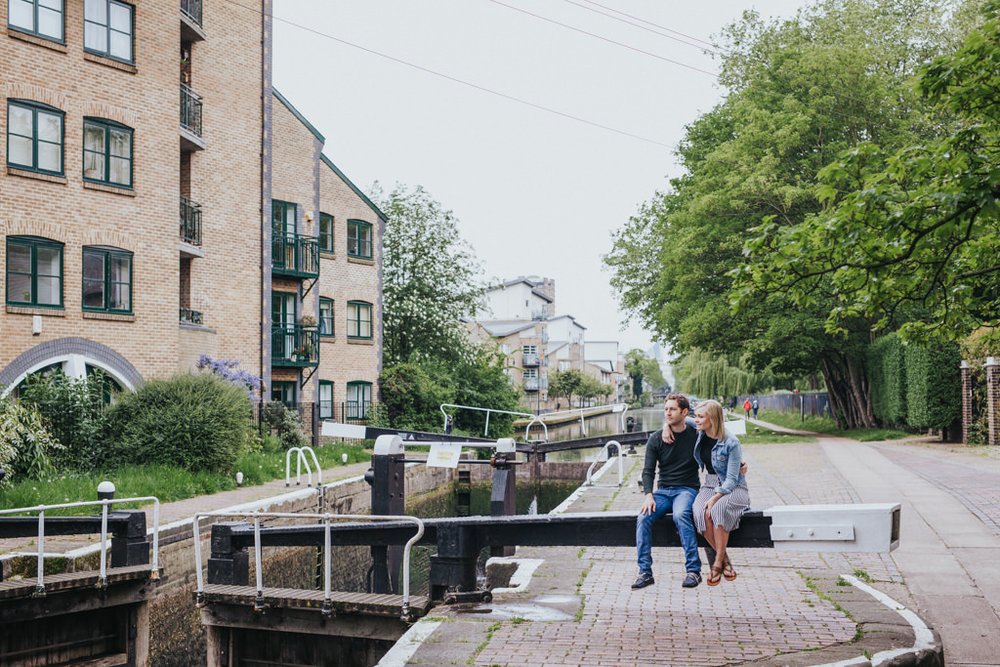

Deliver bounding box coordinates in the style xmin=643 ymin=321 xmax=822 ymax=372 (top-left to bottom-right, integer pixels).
xmin=373 ymin=183 xmax=485 ymax=365
xmin=739 ymin=1 xmax=1000 ymax=342
xmin=624 ymin=349 xmax=665 ymax=398
xmin=548 ymin=369 xmax=586 ymax=408
xmin=606 ymin=0 xmax=959 ymax=428
xmin=673 ymin=349 xmax=774 ymax=399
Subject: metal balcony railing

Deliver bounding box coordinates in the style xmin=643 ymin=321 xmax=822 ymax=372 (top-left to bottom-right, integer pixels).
xmin=272 ymin=232 xmax=320 ymax=278
xmin=524 ymin=378 xmax=539 ymax=391
xmin=180 ymin=0 xmax=202 ymax=27
xmin=523 ymin=353 xmax=540 ymax=367
xmin=180 ymin=84 xmax=203 ymax=136
xmin=271 ymin=324 xmax=319 ymax=366
xmin=179 ymin=308 xmax=203 ymax=325
xmin=180 ymin=196 xmax=202 ymax=245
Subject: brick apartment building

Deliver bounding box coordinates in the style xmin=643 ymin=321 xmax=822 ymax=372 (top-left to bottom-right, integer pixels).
xmin=0 ymin=0 xmax=383 ymax=441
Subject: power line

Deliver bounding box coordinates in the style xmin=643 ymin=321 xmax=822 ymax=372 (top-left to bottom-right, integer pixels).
xmin=561 ymin=0 xmax=719 ymax=55
xmin=577 ymin=0 xmax=717 ymax=49
xmin=484 ymin=0 xmax=719 ymax=78
xmin=219 ymin=0 xmax=673 ymax=148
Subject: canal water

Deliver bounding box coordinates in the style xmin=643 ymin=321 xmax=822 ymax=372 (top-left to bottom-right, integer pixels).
xmin=534 ymin=406 xmax=663 ymax=462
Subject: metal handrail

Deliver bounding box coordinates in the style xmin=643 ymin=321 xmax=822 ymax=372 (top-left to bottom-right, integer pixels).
xmin=285 ymin=446 xmax=322 ymax=487
xmin=0 ymin=496 xmax=161 ymax=591
xmin=192 ymin=511 xmax=425 ymax=621
xmin=585 ymin=440 xmax=624 ymax=488
xmin=522 ymin=415 xmax=550 ymax=443
xmin=439 ymin=403 xmax=534 ymax=437
xmin=180 ymin=83 xmax=202 ymax=136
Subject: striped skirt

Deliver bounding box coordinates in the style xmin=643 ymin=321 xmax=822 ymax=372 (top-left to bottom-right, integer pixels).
xmin=693 ymin=474 xmax=751 ymax=534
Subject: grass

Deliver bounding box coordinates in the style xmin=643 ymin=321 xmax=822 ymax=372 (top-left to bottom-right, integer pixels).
xmin=758 ymin=411 xmax=912 ymax=442
xmin=0 ymin=443 xmax=371 ymax=514
xmin=740 ymin=428 xmax=817 ymax=445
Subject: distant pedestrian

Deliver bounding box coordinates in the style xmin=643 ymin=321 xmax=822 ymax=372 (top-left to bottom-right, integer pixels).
xmin=751 ymin=399 xmax=759 ymax=419
xmin=742 ymin=398 xmax=752 ymax=419
xmin=692 ymin=399 xmax=750 ymax=586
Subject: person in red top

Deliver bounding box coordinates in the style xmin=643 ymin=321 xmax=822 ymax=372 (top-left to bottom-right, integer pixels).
xmin=742 ymin=398 xmax=752 ymax=419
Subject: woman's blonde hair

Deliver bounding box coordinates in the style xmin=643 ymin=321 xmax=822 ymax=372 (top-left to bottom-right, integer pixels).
xmin=695 ymin=399 xmax=727 ymax=441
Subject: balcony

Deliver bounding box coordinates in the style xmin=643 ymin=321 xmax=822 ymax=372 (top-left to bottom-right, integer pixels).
xmin=272 ymin=232 xmax=319 ymax=279
xmin=179 ymin=308 xmax=203 ymax=325
xmin=271 ymin=324 xmax=319 ymax=367
xmin=522 ymin=353 xmax=540 ymax=367
xmin=180 ymin=0 xmax=206 ymax=41
xmin=180 ymin=84 xmax=205 ymax=151
xmin=179 ymin=196 xmax=202 ymax=254
xmin=524 ymin=378 xmax=539 ymax=391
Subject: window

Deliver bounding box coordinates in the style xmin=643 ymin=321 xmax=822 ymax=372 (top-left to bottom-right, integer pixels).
xmin=523 ymin=368 xmax=538 ymax=380
xmin=271 ymin=381 xmax=296 ymax=407
xmin=83 ymin=118 xmax=132 ymax=187
xmin=84 ymin=0 xmax=133 ymax=63
xmin=82 ymin=246 xmax=132 ymax=312
xmin=319 ymin=298 xmax=334 ymax=337
xmin=319 ymin=213 xmax=334 ymax=253
xmin=7 ymin=100 xmax=63 ymax=175
xmin=346 ymin=381 xmax=372 ymax=419
xmin=522 ymin=345 xmax=537 ymax=355
xmin=318 ymin=381 xmax=333 ymax=419
xmin=347 ymin=219 xmax=372 ymax=259
xmin=347 ymin=300 xmax=372 ymax=339
xmin=6 ymin=236 xmax=63 ymax=307
xmin=8 ymin=0 xmax=63 ymax=41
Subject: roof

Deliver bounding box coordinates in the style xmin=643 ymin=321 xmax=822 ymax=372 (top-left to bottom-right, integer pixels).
xmin=546 ymin=341 xmax=569 ymax=355
xmin=486 ymin=278 xmax=553 ymax=303
xmin=272 ymin=89 xmax=388 ymax=222
xmin=548 ymin=314 xmax=587 ymax=330
xmin=587 ymin=360 xmax=616 ymax=373
xmin=477 ymin=320 xmax=539 ymax=337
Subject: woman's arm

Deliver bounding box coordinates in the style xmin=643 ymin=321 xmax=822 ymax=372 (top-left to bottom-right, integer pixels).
xmin=714 ymin=438 xmax=744 ymax=494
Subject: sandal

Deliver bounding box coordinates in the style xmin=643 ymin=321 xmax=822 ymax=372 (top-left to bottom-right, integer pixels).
xmin=707 ymin=565 xmax=723 ymax=587
xmin=723 ymin=557 xmax=737 ymax=581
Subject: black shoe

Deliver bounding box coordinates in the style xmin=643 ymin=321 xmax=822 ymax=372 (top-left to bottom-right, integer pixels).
xmin=681 ymin=571 xmax=702 ymax=588
xmin=631 ymin=572 xmax=655 ymax=589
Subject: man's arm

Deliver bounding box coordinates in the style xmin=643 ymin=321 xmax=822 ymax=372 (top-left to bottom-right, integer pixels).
xmin=639 ymin=433 xmax=659 ymax=514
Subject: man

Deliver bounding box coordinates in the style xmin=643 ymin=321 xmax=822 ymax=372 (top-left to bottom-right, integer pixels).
xmin=742 ymin=398 xmax=752 ymax=419
xmin=752 ymin=399 xmax=759 ymax=419
xmin=632 ymin=393 xmax=702 ymax=589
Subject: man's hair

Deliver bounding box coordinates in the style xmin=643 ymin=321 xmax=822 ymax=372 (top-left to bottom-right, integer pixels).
xmin=664 ymin=393 xmax=689 ymax=411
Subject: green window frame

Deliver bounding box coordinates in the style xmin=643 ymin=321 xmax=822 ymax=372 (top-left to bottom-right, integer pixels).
xmin=7 ymin=100 xmax=63 ymax=175
xmin=318 ymin=380 xmax=334 ymax=419
xmin=8 ymin=0 xmax=64 ymax=42
xmin=347 ymin=300 xmax=372 ymax=339
xmin=319 ymin=297 xmax=334 ymax=337
xmin=84 ymin=0 xmax=133 ymax=63
xmin=82 ymin=246 xmax=132 ymax=313
xmin=346 ymin=381 xmax=372 ymax=419
xmin=319 ymin=213 xmax=334 ymax=253
xmin=271 ymin=381 xmax=297 ymax=407
xmin=6 ymin=236 xmax=63 ymax=308
xmin=347 ymin=219 xmax=372 ymax=259
xmin=83 ymin=118 xmax=133 ymax=188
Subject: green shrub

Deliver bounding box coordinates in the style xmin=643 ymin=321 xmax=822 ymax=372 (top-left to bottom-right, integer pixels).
xmin=106 ymin=374 xmax=252 ymax=473
xmin=380 ymin=362 xmax=451 ymax=431
xmin=18 ymin=369 xmax=111 ymax=470
xmin=867 ymin=334 xmax=907 ymax=426
xmin=0 ymin=394 xmax=61 ymax=484
xmin=905 ymin=342 xmax=961 ymax=430
xmin=261 ymin=401 xmax=308 ymax=450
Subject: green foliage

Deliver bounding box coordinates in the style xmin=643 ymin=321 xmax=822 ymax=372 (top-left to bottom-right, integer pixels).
xmin=867 ymin=335 xmax=907 ymax=425
xmin=0 ymin=394 xmax=60 ymax=484
xmin=623 ymin=349 xmax=665 ymax=397
xmin=675 ymin=349 xmax=774 ymax=398
xmin=548 ymin=370 xmax=586 ymax=407
xmin=261 ymin=401 xmax=309 ymax=450
xmin=18 ymin=370 xmax=111 ymax=470
xmin=106 ymin=374 xmax=253 ymax=473
xmin=381 ymin=346 xmax=521 ymax=436
xmin=904 ymin=342 xmax=962 ymax=430
xmin=372 ymin=183 xmax=485 ymax=366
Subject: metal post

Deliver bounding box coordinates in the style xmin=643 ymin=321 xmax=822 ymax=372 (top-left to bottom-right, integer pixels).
xmin=369 ymin=439 xmax=404 ymax=594
xmin=321 ymin=514 xmax=333 ymax=617
xmin=36 ymin=509 xmax=45 ymax=595
xmin=99 ymin=501 xmax=109 ymax=588
xmin=490 ymin=463 xmax=517 ymax=557
xmin=253 ymin=512 xmax=264 ymax=610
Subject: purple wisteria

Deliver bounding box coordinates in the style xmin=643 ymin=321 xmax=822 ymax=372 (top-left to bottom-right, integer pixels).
xmin=196 ymin=355 xmax=262 ymax=397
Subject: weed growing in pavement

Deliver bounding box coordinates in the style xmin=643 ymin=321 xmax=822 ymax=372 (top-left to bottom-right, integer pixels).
xmin=800 ymin=572 xmax=856 ymax=622
xmin=852 ymin=568 xmax=873 ymax=583
xmin=574 ymin=562 xmax=593 ymax=622
xmin=864 ymin=649 xmax=873 ymax=659
xmin=510 ymin=616 xmax=527 ymax=626
xmin=467 ymin=621 xmax=504 ymax=666
xmin=837 ymin=576 xmax=850 ymax=586
xmin=577 ymin=546 xmax=587 ymax=559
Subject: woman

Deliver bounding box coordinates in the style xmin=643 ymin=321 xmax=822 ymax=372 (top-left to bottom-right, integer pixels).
xmin=692 ymin=399 xmax=750 ymax=586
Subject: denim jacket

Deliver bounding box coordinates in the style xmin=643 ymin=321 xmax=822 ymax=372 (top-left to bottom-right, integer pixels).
xmin=691 ymin=421 xmax=745 ymax=495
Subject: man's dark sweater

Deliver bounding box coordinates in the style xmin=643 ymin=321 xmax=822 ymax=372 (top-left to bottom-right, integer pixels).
xmin=641 ymin=426 xmax=700 ymax=494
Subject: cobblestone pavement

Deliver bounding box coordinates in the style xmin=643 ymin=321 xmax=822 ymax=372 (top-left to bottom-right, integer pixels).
xmin=410 ymin=447 xmax=922 ymax=667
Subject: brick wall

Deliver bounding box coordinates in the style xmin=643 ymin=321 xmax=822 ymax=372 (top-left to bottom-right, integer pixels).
xmin=987 ymin=357 xmax=999 ymax=446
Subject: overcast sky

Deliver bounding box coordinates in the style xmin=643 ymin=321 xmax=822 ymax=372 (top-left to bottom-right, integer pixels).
xmin=271 ymin=0 xmax=806 ymax=354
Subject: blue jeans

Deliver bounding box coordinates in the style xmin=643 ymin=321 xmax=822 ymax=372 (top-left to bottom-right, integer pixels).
xmin=636 ymin=487 xmax=700 ymax=575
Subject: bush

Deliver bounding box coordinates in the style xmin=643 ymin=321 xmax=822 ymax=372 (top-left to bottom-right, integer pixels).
xmin=867 ymin=334 xmax=907 ymax=426
xmin=106 ymin=374 xmax=252 ymax=473
xmin=18 ymin=369 xmax=111 ymax=470
xmin=905 ymin=342 xmax=961 ymax=430
xmin=379 ymin=362 xmax=451 ymax=432
xmin=261 ymin=401 xmax=308 ymax=450
xmin=0 ymin=394 xmax=60 ymax=484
